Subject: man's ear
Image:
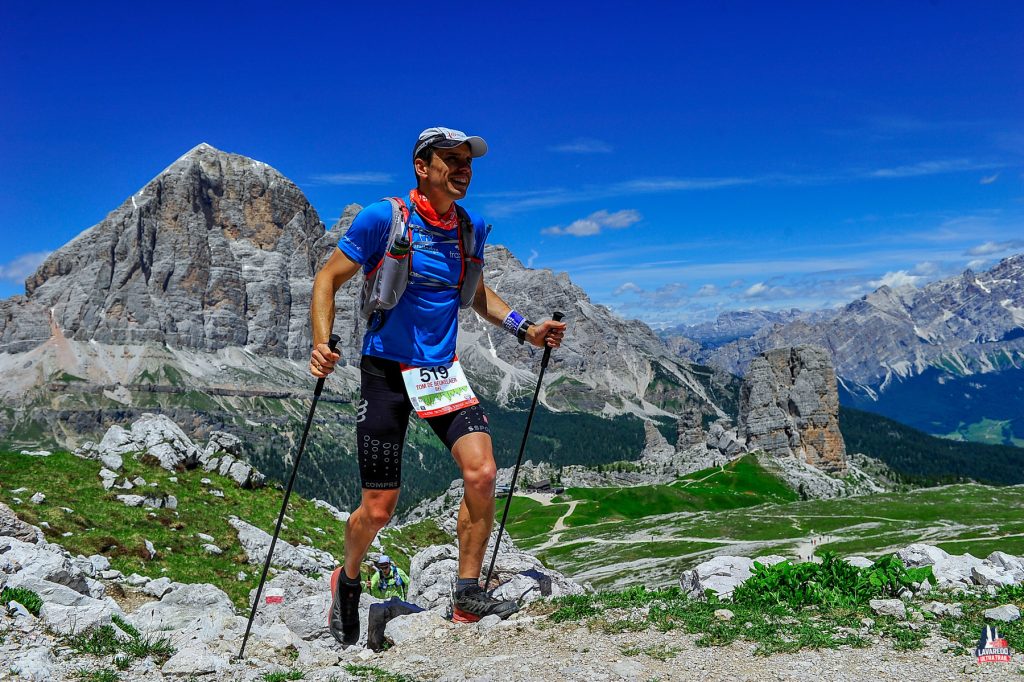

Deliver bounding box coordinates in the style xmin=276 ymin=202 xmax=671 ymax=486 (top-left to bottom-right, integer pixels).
xmin=413 ymin=157 xmax=429 ymax=180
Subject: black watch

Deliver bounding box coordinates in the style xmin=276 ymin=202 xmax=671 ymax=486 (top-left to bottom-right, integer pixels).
xmin=516 ymin=319 xmax=534 ymax=344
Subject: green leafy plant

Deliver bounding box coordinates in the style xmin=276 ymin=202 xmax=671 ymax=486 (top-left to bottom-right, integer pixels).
xmin=74 ymin=669 xmax=119 ymax=682
xmin=1 ymin=586 xmax=43 ymax=616
xmin=731 ymin=552 xmax=933 ymax=610
xmin=261 ymin=672 xmax=304 ymax=682
xmin=343 ymin=665 xmax=417 ymax=682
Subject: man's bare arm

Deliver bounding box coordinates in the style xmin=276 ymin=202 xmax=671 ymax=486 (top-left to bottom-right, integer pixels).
xmin=470 ymin=277 xmax=566 ymax=349
xmin=310 ymin=249 xmax=362 ymax=377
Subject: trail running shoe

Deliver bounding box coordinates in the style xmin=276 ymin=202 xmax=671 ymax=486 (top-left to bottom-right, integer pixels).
xmin=452 ymin=585 xmax=519 ymax=623
xmin=329 ymin=567 xmax=361 ymax=645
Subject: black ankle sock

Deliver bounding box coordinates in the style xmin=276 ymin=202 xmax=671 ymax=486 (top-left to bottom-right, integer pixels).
xmin=340 ymin=570 xmax=361 ymax=586
xmin=456 ymin=577 xmax=479 ymax=594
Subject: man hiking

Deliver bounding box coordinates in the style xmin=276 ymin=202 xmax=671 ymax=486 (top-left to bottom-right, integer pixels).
xmin=368 ymin=554 xmax=409 ymax=600
xmin=309 ymin=126 xmax=566 ymax=646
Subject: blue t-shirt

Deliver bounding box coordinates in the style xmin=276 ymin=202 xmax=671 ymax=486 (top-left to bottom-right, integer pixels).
xmin=337 ymin=198 xmax=488 ymax=366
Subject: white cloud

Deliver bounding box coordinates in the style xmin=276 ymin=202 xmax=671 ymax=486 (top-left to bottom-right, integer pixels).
xmin=980 ymin=173 xmax=1000 ymax=185
xmin=549 ymin=138 xmax=613 ymax=154
xmin=966 ymin=240 xmax=1024 ymax=256
xmin=543 ymin=209 xmax=642 ymax=237
xmin=526 ymin=249 xmax=539 ymax=268
xmin=0 ymin=251 xmax=51 ymax=283
xmin=869 ymin=270 xmax=921 ymax=288
xmin=744 ymin=282 xmax=769 ymax=298
xmin=309 ymin=172 xmax=394 ymax=185
xmin=612 ymin=282 xmax=643 ymax=296
xmin=967 ymin=259 xmax=988 ymax=270
xmin=696 ymin=284 xmax=719 ymax=297
xmin=867 ymin=158 xmax=1001 ymax=179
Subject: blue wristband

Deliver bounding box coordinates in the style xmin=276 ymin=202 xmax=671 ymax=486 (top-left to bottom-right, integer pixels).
xmin=503 ymin=310 xmax=525 ymax=335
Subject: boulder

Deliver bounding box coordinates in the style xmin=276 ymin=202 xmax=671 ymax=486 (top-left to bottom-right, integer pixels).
xmin=897 ymin=543 xmax=984 ymax=588
xmin=384 ymin=610 xmax=452 ymax=647
xmin=40 ymin=600 xmax=114 ymax=635
xmin=844 ymin=556 xmax=874 ymax=569
xmin=143 ymin=577 xmax=175 ymax=598
xmin=972 ymin=564 xmax=1016 ymax=588
xmin=312 ymin=498 xmax=351 ymax=523
xmin=129 ymin=582 xmax=237 ymax=641
xmin=0 ymin=537 xmax=91 ymax=594
xmin=987 ymin=552 xmax=1024 ymax=582
xmin=3 ymin=575 xmax=98 ymax=607
xmin=0 ymin=501 xmax=43 ymax=543
xmin=679 ymin=554 xmax=787 ymax=600
xmin=869 ymin=599 xmax=907 ymax=619
xmin=229 ymin=516 xmax=336 ymax=574
xmin=922 ymin=601 xmax=963 ymax=618
xmin=408 ymin=545 xmax=459 ymax=610
xmin=984 ymin=605 xmax=1021 ymax=622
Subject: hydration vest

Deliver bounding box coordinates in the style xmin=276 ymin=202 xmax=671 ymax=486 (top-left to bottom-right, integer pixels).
xmin=359 ymin=197 xmax=489 ymax=329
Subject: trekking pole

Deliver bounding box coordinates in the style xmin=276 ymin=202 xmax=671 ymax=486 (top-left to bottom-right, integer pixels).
xmin=238 ymin=333 xmax=340 ymax=659
xmin=484 ymin=312 xmax=564 ymax=592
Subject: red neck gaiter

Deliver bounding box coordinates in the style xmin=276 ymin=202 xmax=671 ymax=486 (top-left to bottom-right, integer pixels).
xmin=409 ymin=189 xmax=458 ymax=230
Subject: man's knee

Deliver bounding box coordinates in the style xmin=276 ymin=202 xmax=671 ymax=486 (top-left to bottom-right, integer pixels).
xmin=463 ymin=460 xmax=497 ymax=497
xmin=364 ymin=506 xmax=395 ymax=528
xmin=358 ymin=490 xmax=399 ymax=528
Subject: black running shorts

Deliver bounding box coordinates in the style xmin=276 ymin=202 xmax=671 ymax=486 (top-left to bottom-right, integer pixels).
xmin=356 ymin=354 xmax=490 ymax=490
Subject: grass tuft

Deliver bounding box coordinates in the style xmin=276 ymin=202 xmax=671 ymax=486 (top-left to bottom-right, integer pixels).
xmin=344 ymin=664 xmax=418 ymax=682
xmin=261 ymin=672 xmax=305 ymax=682
xmin=1 ymin=586 xmax=43 ymax=615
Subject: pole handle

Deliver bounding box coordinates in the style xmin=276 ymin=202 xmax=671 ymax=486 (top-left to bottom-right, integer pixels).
xmin=314 ymin=334 xmax=341 ymax=397
xmin=540 ymin=312 xmax=564 ymax=369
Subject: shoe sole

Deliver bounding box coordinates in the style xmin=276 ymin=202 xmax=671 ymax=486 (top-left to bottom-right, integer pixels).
xmin=452 ymin=607 xmax=482 ymax=623
xmin=329 ymin=567 xmax=358 ymax=645
xmin=451 ymin=603 xmax=519 ymax=623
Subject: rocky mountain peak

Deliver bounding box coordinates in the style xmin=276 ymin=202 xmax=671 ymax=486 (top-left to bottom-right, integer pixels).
xmin=3 ymin=144 xmax=330 ymax=358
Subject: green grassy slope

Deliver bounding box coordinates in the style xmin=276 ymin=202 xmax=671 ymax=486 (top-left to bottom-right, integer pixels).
xmin=495 ymin=453 xmax=1024 ymax=591
xmin=0 ymin=451 xmax=450 ymax=608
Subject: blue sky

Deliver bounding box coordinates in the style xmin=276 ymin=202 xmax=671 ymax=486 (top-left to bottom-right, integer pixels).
xmin=2 ymin=2 xmax=1022 ymax=327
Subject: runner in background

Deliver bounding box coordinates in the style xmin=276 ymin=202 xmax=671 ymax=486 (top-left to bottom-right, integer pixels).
xmin=309 ymin=126 xmax=566 ymax=645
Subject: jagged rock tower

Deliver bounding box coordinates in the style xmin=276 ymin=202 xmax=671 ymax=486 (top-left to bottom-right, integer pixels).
xmin=739 ymin=345 xmax=847 ymax=473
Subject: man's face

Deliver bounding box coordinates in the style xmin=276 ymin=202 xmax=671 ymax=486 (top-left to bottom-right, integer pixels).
xmin=417 ymin=143 xmax=473 ymax=200
xmin=377 ymin=563 xmax=391 ymax=575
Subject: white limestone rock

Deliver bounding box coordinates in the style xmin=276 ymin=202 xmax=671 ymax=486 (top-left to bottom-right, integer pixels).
xmin=984 ymin=605 xmax=1021 ymax=622
xmin=384 ymin=610 xmax=452 ymax=647
xmin=972 ymin=564 xmax=1016 ymax=588
xmin=40 ymin=599 xmax=114 ymax=635
xmin=0 ymin=501 xmax=44 ymax=543
xmin=0 ymin=537 xmax=91 ymax=594
xmin=229 ymin=516 xmax=337 ymax=574
xmin=679 ymin=554 xmax=787 ymax=600
xmin=161 ymin=645 xmax=231 ymax=675
xmin=869 ymin=599 xmax=907 ymax=619
xmin=9 ymin=647 xmax=56 ymax=681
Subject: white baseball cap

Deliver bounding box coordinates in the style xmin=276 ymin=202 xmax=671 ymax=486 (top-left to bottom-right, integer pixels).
xmin=413 ymin=127 xmax=488 ymax=159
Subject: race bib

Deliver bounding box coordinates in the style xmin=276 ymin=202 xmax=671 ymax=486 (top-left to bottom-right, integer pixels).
xmin=400 ymin=356 xmax=479 ymax=418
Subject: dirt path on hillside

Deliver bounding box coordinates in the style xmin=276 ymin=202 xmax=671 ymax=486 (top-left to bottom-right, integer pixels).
xmin=533 ymin=500 xmax=582 ymax=551
xmin=676 ymin=464 xmax=726 ymax=488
